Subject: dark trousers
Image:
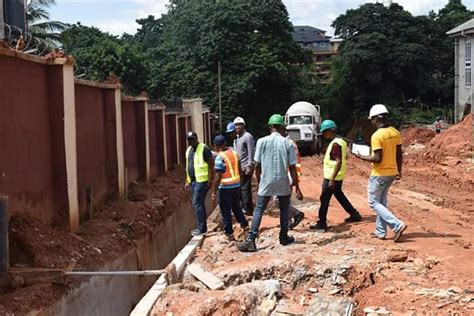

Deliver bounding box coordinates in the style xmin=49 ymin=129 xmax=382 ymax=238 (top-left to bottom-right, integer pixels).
xmin=192 ymin=181 xmax=208 ymax=233
xmin=219 ymin=187 xmax=249 ymax=235
xmin=318 ymin=179 xmax=357 ymax=224
xmin=241 ymin=174 xmax=254 ymax=212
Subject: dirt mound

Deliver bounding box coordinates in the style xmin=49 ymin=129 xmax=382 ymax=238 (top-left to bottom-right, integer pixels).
xmin=418 ymin=114 xmax=472 ymax=163
xmin=401 ymin=126 xmax=436 ymax=147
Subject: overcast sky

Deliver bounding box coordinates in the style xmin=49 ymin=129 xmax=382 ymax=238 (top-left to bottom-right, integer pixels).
xmin=49 ymin=0 xmax=474 ymax=36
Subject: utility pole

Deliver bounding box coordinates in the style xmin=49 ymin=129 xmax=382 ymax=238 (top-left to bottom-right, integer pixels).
xmin=218 ymin=60 xmax=222 ymax=132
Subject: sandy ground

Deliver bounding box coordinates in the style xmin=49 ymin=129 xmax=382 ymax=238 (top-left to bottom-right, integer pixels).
xmin=153 ymin=116 xmax=474 ymax=315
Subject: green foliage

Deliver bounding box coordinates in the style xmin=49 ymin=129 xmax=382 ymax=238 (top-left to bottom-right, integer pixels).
xmin=26 ymin=0 xmax=68 ymax=48
xmin=61 ymin=24 xmax=149 ymax=95
xmin=324 ymin=1 xmax=473 ymax=129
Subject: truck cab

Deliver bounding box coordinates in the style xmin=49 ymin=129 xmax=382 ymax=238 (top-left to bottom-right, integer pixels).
xmin=285 ymin=101 xmax=322 ymax=155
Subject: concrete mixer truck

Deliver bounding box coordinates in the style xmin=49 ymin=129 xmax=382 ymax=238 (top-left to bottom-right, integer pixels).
xmin=285 ymin=101 xmax=322 ymax=155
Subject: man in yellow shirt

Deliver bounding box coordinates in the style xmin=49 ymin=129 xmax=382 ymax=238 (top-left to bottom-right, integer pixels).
xmin=355 ymin=104 xmax=407 ymax=242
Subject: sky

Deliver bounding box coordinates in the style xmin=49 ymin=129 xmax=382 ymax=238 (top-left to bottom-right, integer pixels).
xmin=49 ymin=0 xmax=474 ymax=36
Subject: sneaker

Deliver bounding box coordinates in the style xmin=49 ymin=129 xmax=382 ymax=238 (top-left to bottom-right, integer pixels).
xmin=191 ymin=229 xmax=206 ymax=237
xmin=290 ymin=212 xmax=305 ymax=230
xmin=344 ymin=212 xmax=362 ymax=223
xmin=237 ymin=238 xmax=257 ymax=252
xmin=279 ymin=234 xmax=295 ymax=246
xmin=370 ymin=232 xmax=386 ymax=240
xmin=393 ymin=223 xmax=408 ymax=242
xmin=309 ymin=222 xmax=328 ymax=231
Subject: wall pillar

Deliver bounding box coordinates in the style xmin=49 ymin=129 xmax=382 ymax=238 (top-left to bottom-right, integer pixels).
xmin=162 ymin=110 xmax=169 ymax=171
xmin=182 ymin=98 xmax=204 ymax=143
xmin=114 ymin=89 xmax=125 ymax=198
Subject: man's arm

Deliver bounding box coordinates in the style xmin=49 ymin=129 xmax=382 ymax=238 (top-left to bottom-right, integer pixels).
xmin=255 ymin=162 xmax=261 ymax=184
xmin=204 ymin=147 xmax=214 ymax=188
xmin=289 ymin=165 xmax=303 ymax=200
xmin=357 ymin=149 xmax=382 ymax=163
xmin=246 ymin=135 xmax=256 ymax=171
xmin=396 ymin=144 xmax=403 ymax=179
xmin=211 ymin=172 xmax=223 ymax=201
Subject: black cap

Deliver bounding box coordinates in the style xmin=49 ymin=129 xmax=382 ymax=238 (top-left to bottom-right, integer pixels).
xmin=187 ymin=131 xmax=198 ymax=140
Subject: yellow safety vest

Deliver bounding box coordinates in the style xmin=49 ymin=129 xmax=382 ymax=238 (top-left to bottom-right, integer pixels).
xmin=185 ymin=143 xmax=209 ymax=183
xmin=218 ymin=149 xmax=240 ymax=186
xmin=323 ymin=137 xmax=347 ymax=181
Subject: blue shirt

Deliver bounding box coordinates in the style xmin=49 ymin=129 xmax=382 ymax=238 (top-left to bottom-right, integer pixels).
xmin=254 ymin=132 xmax=297 ymax=196
xmin=214 ymin=150 xmax=241 ymax=190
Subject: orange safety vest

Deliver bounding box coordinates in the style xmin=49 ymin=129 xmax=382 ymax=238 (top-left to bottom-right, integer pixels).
xmin=218 ymin=149 xmax=240 ymax=186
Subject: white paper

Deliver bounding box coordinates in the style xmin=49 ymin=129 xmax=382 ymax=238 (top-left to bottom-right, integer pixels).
xmin=351 ymin=144 xmax=371 ymax=156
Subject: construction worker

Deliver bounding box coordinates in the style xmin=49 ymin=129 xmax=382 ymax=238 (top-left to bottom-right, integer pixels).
xmin=355 ymin=104 xmax=407 ymax=242
xmin=185 ymin=132 xmax=214 ymax=236
xmin=211 ymin=135 xmax=249 ymax=241
xmin=238 ymin=114 xmax=303 ymax=252
xmin=234 ymin=117 xmax=255 ymax=216
xmin=225 ymin=122 xmax=237 ymax=148
xmin=309 ymin=120 xmax=362 ymax=232
xmin=282 ymin=126 xmax=305 ymax=229
xmin=434 ymin=117 xmax=442 ymax=134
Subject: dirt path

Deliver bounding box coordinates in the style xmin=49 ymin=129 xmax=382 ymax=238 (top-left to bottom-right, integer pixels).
xmin=153 ymin=152 xmax=474 ymax=315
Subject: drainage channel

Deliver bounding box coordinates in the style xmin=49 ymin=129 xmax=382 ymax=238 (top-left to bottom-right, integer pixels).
xmin=33 ymin=198 xmax=211 ymax=316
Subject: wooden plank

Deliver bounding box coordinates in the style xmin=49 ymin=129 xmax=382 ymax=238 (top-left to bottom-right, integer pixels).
xmin=187 ymin=263 xmax=224 ymax=290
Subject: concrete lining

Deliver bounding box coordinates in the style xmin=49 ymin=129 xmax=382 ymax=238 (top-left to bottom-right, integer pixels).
xmin=36 ymin=197 xmax=211 ymax=316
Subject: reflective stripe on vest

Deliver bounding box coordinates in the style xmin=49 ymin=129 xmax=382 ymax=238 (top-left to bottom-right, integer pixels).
xmin=218 ymin=149 xmax=240 ymax=186
xmin=185 ymin=143 xmax=209 ymax=183
xmin=323 ymin=137 xmax=347 ymax=181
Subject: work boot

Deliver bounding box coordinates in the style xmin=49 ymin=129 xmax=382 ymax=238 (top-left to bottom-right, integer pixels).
xmin=279 ymin=234 xmax=295 ymax=246
xmin=289 ymin=212 xmax=305 ymax=230
xmin=344 ymin=212 xmax=362 ymax=223
xmin=238 ymin=238 xmax=257 ymax=252
xmin=225 ymin=233 xmax=236 ymax=242
xmin=309 ymin=221 xmax=328 ymax=232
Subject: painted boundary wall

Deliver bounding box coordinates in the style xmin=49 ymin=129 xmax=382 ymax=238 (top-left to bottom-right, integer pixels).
xmin=0 ymin=49 xmax=204 ymax=231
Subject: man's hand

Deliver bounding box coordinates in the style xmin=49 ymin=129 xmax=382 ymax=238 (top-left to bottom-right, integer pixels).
xmin=295 ymin=187 xmax=304 ymax=201
xmin=396 ymin=172 xmax=402 ymax=181
xmin=244 ymin=166 xmax=253 ymax=176
xmin=211 ymin=192 xmax=217 ymax=203
xmin=328 ymin=180 xmax=336 ymax=190
xmin=185 ymin=183 xmax=191 ymax=192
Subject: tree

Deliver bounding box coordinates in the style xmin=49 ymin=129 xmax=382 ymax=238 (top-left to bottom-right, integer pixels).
xmin=26 ymin=0 xmax=68 ymax=48
xmin=62 ymin=24 xmax=149 ymax=95
xmin=325 ymin=3 xmax=434 ymax=125
xmin=138 ymin=0 xmax=320 ymax=135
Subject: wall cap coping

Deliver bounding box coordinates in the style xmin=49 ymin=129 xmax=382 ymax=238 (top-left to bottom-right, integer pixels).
xmin=165 ymin=110 xmax=180 ymax=116
xmin=75 ymin=78 xmax=120 ymax=89
xmin=0 ymin=48 xmax=76 ymax=66
xmin=182 ymin=98 xmax=203 ymax=103
xmin=122 ymin=96 xmax=148 ymax=102
xmin=148 ymin=105 xmax=166 ymax=111
xmin=179 ymin=112 xmax=191 ymax=118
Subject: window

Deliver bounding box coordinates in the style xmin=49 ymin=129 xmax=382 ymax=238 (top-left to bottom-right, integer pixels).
xmin=466 ymin=41 xmax=472 ymax=87
xmin=289 ymin=116 xmax=313 ymax=125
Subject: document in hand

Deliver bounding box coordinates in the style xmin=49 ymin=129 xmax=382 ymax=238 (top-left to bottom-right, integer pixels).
xmin=351 ymin=144 xmax=371 ymax=156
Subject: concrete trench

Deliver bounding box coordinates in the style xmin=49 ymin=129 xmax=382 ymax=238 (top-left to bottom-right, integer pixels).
xmin=34 ymin=198 xmax=211 ymax=316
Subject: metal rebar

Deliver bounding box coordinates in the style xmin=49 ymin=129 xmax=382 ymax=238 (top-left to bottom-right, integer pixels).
xmin=0 ymin=195 xmax=9 ymax=272
xmin=64 ymin=269 xmax=166 ymax=277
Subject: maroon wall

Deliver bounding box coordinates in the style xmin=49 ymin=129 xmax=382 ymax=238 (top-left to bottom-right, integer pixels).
xmin=0 ymin=55 xmax=67 ymax=224
xmin=165 ymin=113 xmax=178 ymax=169
xmin=148 ymin=109 xmax=165 ymax=176
xmin=178 ymin=117 xmax=187 ymax=164
xmin=75 ymin=84 xmax=119 ymax=220
xmin=122 ymin=100 xmax=139 ymax=182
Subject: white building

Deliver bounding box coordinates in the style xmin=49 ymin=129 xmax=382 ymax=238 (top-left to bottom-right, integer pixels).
xmin=447 ymin=18 xmax=473 ymax=122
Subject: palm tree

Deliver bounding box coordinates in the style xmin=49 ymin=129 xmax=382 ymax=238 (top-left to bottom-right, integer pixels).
xmin=26 ymin=0 xmax=68 ymax=48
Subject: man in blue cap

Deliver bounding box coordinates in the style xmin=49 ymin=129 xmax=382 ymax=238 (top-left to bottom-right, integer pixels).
xmin=211 ymin=135 xmax=249 ymax=241
xmin=310 ymin=120 xmax=361 ymax=232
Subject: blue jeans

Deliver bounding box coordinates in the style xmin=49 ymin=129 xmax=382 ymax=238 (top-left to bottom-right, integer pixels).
xmin=192 ymin=181 xmax=208 ymax=233
xmin=248 ymin=195 xmax=291 ymax=240
xmin=368 ymin=176 xmax=403 ymax=237
xmin=219 ymin=187 xmax=249 ymax=235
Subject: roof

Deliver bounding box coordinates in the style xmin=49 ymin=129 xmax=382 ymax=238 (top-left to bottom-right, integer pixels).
xmin=292 ymin=25 xmax=330 ymax=43
xmin=447 ymin=18 xmax=474 ymax=37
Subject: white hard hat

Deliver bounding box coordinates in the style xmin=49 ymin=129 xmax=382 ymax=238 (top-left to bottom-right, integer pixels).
xmin=369 ymin=104 xmax=389 ymax=119
xmin=233 ymin=116 xmax=245 ymax=125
